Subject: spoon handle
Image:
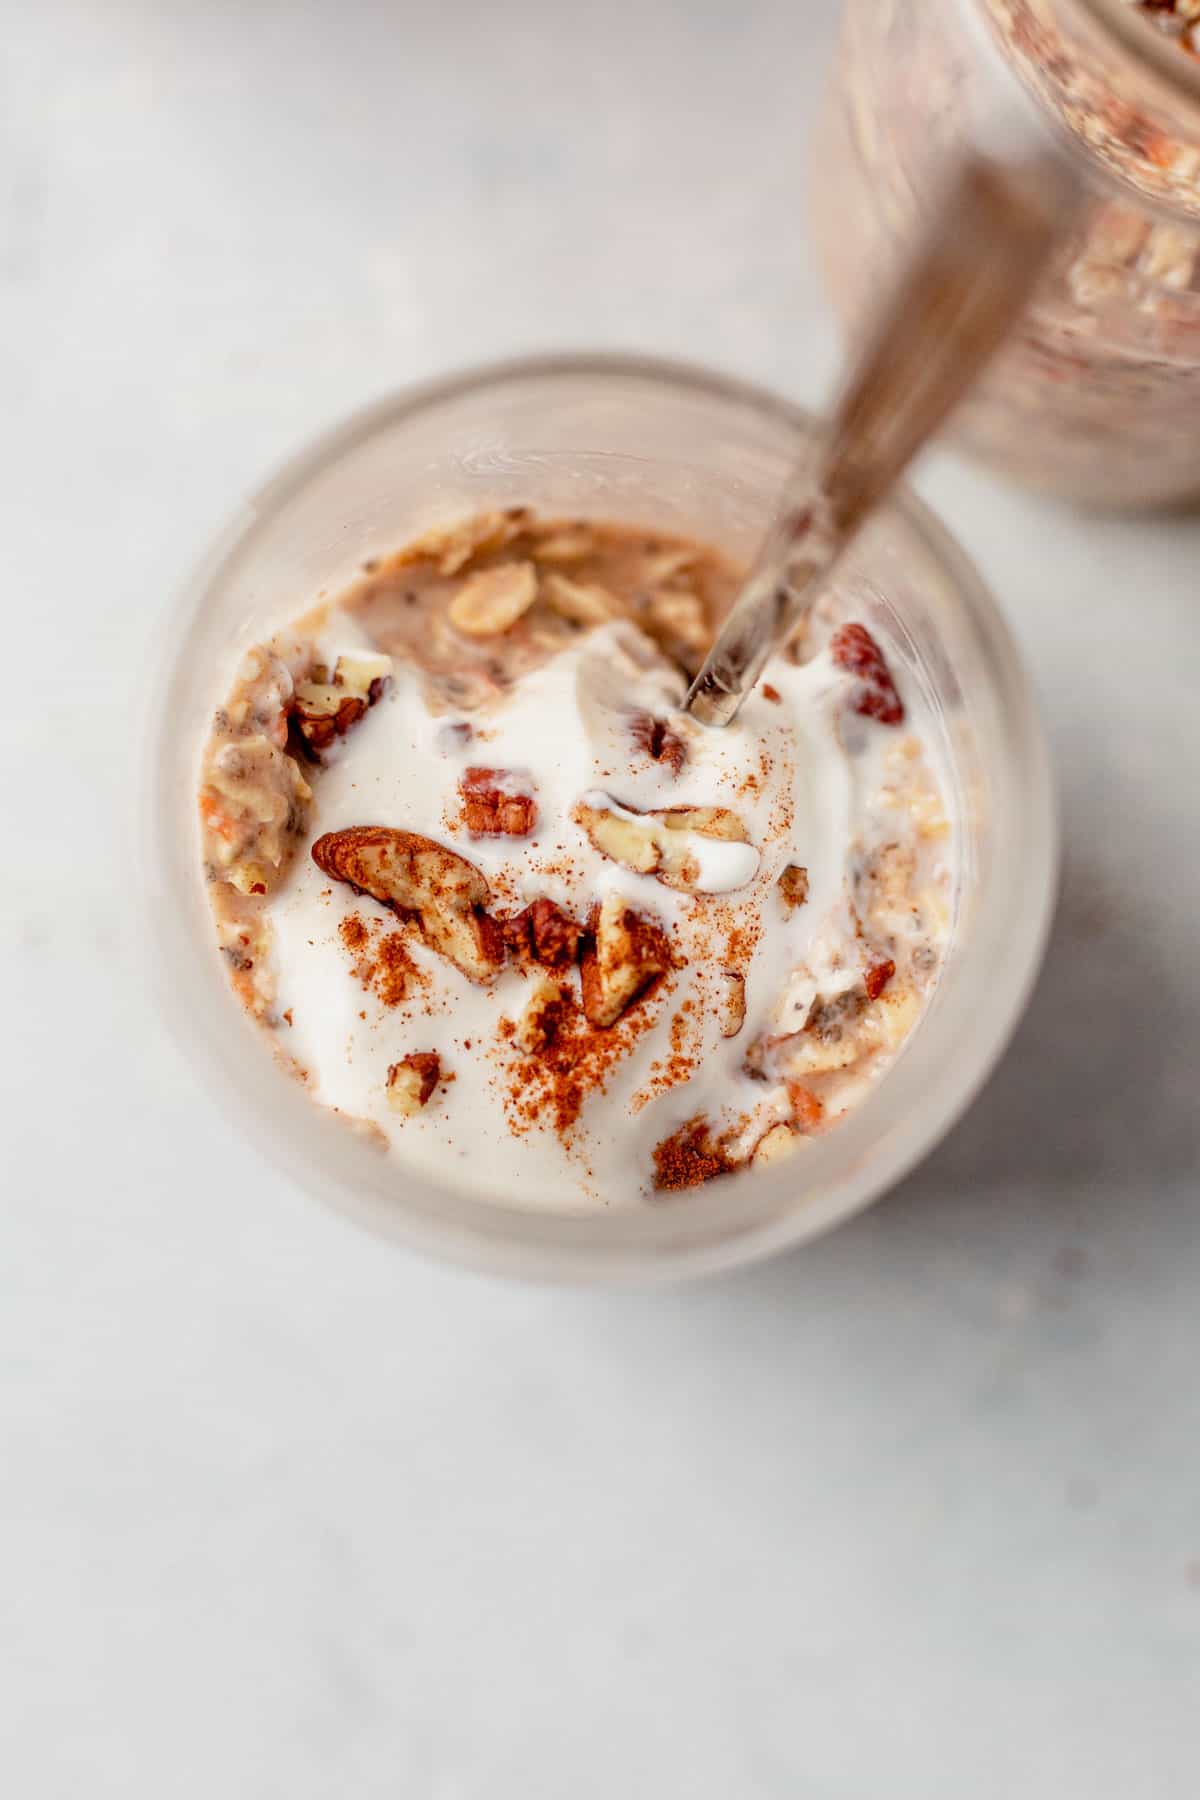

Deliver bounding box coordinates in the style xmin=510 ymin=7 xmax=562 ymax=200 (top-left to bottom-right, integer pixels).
xmin=685 ymin=148 xmax=1080 ymax=727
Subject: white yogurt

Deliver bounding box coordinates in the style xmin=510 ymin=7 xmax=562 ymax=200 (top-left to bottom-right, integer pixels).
xmin=264 ymin=621 xmax=952 ymax=1206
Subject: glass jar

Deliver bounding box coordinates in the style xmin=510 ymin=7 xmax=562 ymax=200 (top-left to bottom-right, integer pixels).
xmin=145 ymin=355 xmax=1055 ymax=1283
xmin=813 ymin=0 xmax=1200 ymax=506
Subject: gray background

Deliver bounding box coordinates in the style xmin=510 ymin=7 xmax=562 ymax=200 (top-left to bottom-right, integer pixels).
xmin=4 ymin=1 xmax=1198 ymax=1794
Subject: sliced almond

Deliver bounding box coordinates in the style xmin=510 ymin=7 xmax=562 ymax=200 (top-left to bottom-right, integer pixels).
xmin=540 ymin=572 xmax=624 ymax=627
xmin=579 ymin=893 xmax=673 ymax=1029
xmin=312 ymin=826 xmax=503 ymax=983
xmin=717 ymin=970 xmax=746 ymax=1039
xmin=386 ymin=1051 xmax=442 ymax=1116
xmin=448 ymin=561 xmax=538 ymax=637
xmin=291 ymin=682 xmax=368 ymax=755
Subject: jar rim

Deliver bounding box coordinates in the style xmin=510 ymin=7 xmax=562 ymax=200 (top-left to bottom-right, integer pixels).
xmin=1080 ymin=0 xmax=1200 ymax=113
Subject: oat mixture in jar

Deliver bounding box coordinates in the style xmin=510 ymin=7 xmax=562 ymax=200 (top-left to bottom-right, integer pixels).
xmin=199 ymin=509 xmax=955 ymax=1206
xmin=813 ymin=0 xmax=1200 ymax=505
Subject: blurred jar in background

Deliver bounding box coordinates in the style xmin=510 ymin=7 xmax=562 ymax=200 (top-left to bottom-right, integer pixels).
xmin=813 ymin=0 xmax=1200 ymax=506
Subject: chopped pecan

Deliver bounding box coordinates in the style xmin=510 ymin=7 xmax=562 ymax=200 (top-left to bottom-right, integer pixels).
xmin=573 ymin=798 xmax=661 ymax=876
xmin=289 ymin=652 xmax=392 ymax=760
xmin=458 ymin=767 xmax=538 ymax=838
xmin=514 ymin=975 xmax=568 ymax=1053
xmin=504 ymin=897 xmax=584 ymax=970
xmin=573 ymin=794 xmax=758 ymax=894
xmin=386 ymin=1051 xmax=442 ymax=1116
xmin=630 ymin=711 xmax=687 ymax=776
xmin=864 ymin=958 xmax=896 ymax=1001
xmin=579 ymin=893 xmax=673 ymax=1029
xmin=311 ymin=826 xmax=503 ymax=983
xmin=830 ymin=622 xmax=904 ymax=726
xmin=778 ymin=864 xmax=810 ymax=911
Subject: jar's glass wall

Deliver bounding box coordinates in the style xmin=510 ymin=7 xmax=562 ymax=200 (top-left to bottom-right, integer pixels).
xmin=813 ymin=0 xmax=1200 ymax=506
xmin=150 ymin=360 xmax=1055 ymax=1279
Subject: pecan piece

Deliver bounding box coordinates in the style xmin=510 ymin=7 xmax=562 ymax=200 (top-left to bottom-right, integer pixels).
xmin=579 ymin=893 xmax=673 ymax=1029
xmin=573 ymin=794 xmax=758 ymax=894
xmin=830 ymin=622 xmax=904 ymax=726
xmin=290 ymin=652 xmax=392 ymax=760
xmin=503 ymin=898 xmax=584 ymax=970
xmin=630 ymin=711 xmax=687 ymax=776
xmin=458 ymin=766 xmax=538 ymax=838
xmin=778 ymin=864 xmax=810 ymax=911
xmin=312 ymin=827 xmax=503 ymax=983
xmin=386 ymin=1051 xmax=443 ymax=1116
xmin=514 ymin=975 xmax=568 ymax=1053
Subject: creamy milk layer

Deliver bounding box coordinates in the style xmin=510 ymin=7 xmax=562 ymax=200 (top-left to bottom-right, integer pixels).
xmin=256 ymin=619 xmax=950 ymax=1206
xmin=199 ymin=512 xmax=955 ymax=1206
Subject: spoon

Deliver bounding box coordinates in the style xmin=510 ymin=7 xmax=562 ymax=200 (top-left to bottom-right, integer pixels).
xmin=684 ymin=146 xmax=1080 ymax=727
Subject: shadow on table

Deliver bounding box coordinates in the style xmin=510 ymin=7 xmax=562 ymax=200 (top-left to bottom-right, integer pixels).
xmin=717 ymin=840 xmax=1198 ymax=1305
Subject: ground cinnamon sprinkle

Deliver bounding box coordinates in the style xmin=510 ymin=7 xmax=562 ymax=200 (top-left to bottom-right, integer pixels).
xmin=376 ymin=932 xmax=423 ymax=1006
xmin=651 ymin=1115 xmax=737 ymax=1191
xmin=338 ymin=913 xmax=428 ymax=1008
xmin=340 ymin=915 xmax=369 ymax=952
xmin=500 ymin=982 xmax=663 ymax=1136
xmin=632 ymin=994 xmax=701 ymax=1112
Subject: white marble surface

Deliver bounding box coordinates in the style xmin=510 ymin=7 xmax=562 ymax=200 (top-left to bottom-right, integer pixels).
xmin=4 ymin=1 xmax=1199 ymax=1793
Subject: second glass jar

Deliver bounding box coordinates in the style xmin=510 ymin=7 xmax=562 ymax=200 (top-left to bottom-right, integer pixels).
xmin=813 ymin=0 xmax=1200 ymax=507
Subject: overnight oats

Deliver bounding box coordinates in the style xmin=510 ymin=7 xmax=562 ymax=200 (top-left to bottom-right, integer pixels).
xmin=814 ymin=0 xmax=1200 ymax=505
xmin=198 ymin=510 xmax=955 ymax=1206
